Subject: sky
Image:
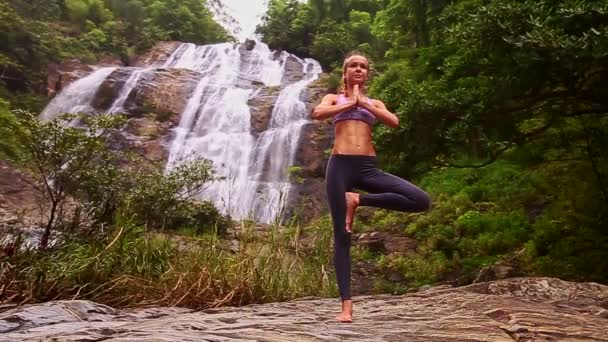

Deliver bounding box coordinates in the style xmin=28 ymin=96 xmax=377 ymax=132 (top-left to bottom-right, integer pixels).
xmin=221 ymin=0 xmax=271 ymax=41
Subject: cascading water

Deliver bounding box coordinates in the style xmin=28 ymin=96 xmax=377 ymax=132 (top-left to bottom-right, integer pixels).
xmin=40 ymin=48 xmax=185 ymax=120
xmin=164 ymin=42 xmax=322 ymax=223
xmin=247 ymin=60 xmax=322 ymax=221
xmin=39 ymin=67 xmax=117 ymax=120
xmin=106 ymin=68 xmax=146 ymax=114
xmin=40 ymin=40 xmax=322 ymax=223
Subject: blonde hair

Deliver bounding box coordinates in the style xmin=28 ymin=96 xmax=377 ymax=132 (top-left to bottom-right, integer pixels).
xmin=339 ymin=51 xmax=371 ymax=95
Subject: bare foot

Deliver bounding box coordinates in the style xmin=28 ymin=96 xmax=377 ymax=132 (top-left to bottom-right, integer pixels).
xmin=345 ymin=192 xmax=360 ymax=233
xmin=335 ymin=312 xmax=352 ymax=323
xmin=336 ymin=300 xmax=353 ymax=323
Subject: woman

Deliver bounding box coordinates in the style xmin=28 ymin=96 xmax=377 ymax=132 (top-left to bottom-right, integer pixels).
xmin=311 ymin=52 xmax=431 ymax=323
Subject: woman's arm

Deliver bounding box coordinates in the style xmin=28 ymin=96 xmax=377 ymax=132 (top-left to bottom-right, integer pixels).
xmin=311 ymin=94 xmax=355 ymax=121
xmin=359 ymin=98 xmax=399 ymax=128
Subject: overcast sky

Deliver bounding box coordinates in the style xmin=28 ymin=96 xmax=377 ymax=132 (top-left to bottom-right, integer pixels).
xmin=221 ymin=0 xmax=270 ymax=41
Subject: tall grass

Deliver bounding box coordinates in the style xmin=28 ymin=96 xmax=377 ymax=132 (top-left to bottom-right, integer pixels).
xmin=0 ymin=214 xmax=336 ymax=309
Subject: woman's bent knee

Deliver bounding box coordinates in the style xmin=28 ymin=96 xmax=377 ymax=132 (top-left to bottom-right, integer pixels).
xmin=417 ymin=192 xmax=432 ymax=212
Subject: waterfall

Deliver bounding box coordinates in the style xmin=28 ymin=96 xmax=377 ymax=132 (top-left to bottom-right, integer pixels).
xmin=106 ymin=68 xmax=146 ymax=114
xmin=40 ymin=40 xmax=323 ymax=223
xmin=39 ymin=67 xmax=116 ymax=120
xmin=40 ymin=46 xmax=185 ymax=120
xmin=165 ymin=42 xmax=321 ymax=223
xmin=246 ymin=59 xmax=322 ymax=221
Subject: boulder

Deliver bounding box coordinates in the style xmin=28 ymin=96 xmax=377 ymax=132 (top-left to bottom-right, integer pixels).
xmin=90 ymin=67 xmax=134 ymax=111
xmin=355 ymin=231 xmax=418 ymax=255
xmin=474 ymin=263 xmax=519 ymax=283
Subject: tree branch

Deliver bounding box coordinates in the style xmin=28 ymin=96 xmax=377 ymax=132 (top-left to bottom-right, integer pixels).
xmin=443 ymin=120 xmax=555 ymax=168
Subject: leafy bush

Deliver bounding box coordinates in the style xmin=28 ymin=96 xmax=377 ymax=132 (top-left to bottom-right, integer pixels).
xmin=4 ymin=111 xmax=229 ymax=248
xmin=125 ymin=156 xmax=230 ymax=234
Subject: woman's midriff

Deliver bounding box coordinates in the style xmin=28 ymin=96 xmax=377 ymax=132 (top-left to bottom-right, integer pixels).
xmin=331 ymin=120 xmax=376 ymax=156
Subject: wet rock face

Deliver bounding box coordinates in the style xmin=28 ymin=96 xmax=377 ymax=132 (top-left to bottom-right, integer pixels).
xmin=294 ymin=121 xmax=332 ymax=179
xmin=90 ymin=68 xmax=201 ymax=121
xmin=124 ymin=68 xmax=201 ymax=123
xmin=90 ymin=68 xmax=133 ymax=111
xmin=242 ymin=39 xmax=256 ymax=51
xmin=46 ymin=57 xmax=124 ymax=97
xmin=474 ymin=263 xmax=520 ymax=283
xmin=287 ymin=78 xmax=334 ymax=224
xmin=1 ymin=277 xmax=607 ymax=341
xmin=46 ymin=60 xmax=95 ymax=98
xmin=281 ymin=55 xmax=306 ymax=86
xmin=131 ymin=41 xmax=183 ymax=67
xmin=124 ymin=117 xmax=174 ymax=164
xmin=85 ymin=67 xmax=202 ymax=164
xmin=248 ymin=86 xmax=280 ymax=136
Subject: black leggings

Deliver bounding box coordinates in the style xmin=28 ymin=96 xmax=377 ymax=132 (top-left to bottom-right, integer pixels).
xmin=326 ymin=154 xmax=431 ymax=301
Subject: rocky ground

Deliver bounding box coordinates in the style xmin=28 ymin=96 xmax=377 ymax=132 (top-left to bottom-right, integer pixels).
xmin=1 ymin=277 xmax=606 ymax=341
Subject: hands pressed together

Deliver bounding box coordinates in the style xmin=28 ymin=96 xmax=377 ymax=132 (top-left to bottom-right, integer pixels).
xmin=348 ymin=84 xmax=369 ymax=108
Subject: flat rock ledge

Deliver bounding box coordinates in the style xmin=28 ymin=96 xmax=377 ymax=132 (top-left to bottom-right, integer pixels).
xmin=1 ymin=277 xmax=607 ymax=341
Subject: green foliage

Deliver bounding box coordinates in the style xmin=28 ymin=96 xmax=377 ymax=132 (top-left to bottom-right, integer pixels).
xmin=523 ymin=158 xmax=608 ymax=283
xmin=351 ymin=245 xmax=376 ymax=263
xmin=359 ymin=1 xmax=608 ymax=286
xmin=0 ymin=98 xmax=20 ymax=159
xmin=1 ymin=0 xmax=230 ymax=97
xmin=5 ymin=111 xmax=129 ymax=247
xmin=256 ymin=0 xmax=312 ymax=57
xmin=366 ymin=156 xmax=608 ymax=286
xmin=65 ymin=0 xmax=114 ymax=28
xmin=374 ymin=1 xmax=608 ymax=176
xmin=0 ymin=1 xmax=57 ymax=91
xmin=6 ymin=0 xmax=64 ymax=21
xmin=1 ymin=211 xmax=335 ymax=308
xmin=287 ymin=165 xmax=305 ymax=184
xmin=310 ymin=20 xmax=357 ymax=67
xmin=1 ymin=0 xmax=607 ymax=303
xmin=5 ymin=111 xmax=228 ymax=248
xmin=378 ymin=251 xmax=449 ymax=287
xmin=125 ymin=155 xmax=230 ymax=233
xmin=140 ymin=0 xmax=229 ymax=49
xmin=257 ymin=0 xmax=387 ymax=69
xmin=349 ymin=10 xmax=373 ymax=45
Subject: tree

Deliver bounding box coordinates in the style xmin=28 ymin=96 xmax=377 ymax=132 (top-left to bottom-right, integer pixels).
xmin=6 ymin=0 xmax=64 ymax=21
xmin=311 ymin=20 xmax=357 ymax=68
xmin=256 ymin=0 xmax=304 ymax=52
xmin=4 ymin=111 xmax=229 ymax=247
xmin=371 ymin=0 xmax=608 ymax=177
xmin=6 ymin=112 xmax=127 ymax=248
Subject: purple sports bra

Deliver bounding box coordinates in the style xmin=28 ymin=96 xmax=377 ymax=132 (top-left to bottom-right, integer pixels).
xmin=332 ymin=94 xmax=376 ymax=126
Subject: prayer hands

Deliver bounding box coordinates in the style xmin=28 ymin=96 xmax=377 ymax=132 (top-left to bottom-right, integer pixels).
xmin=352 ymin=85 xmax=367 ymax=108
xmin=347 ymin=85 xmax=358 ymax=108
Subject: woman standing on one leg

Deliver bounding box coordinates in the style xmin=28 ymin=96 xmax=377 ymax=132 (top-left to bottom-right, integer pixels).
xmin=312 ymin=52 xmax=431 ymax=323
